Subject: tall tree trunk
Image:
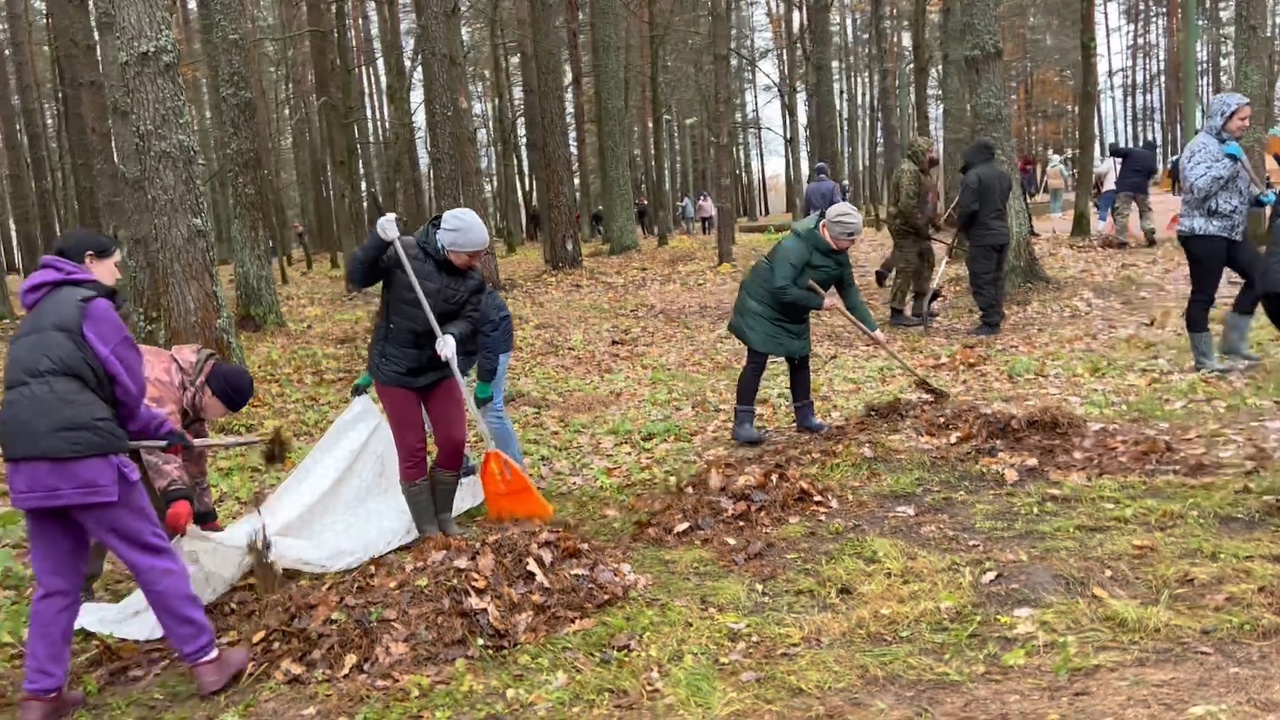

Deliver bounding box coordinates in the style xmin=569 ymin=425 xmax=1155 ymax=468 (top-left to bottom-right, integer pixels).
xmin=418 ymin=0 xmax=501 ymax=286
xmin=911 ymin=0 xmax=929 ymax=137
xmin=782 ymin=0 xmax=803 ymax=218
xmin=806 ymin=0 xmax=841 ymax=179
xmin=749 ymin=0 xmax=770 ymax=215
xmin=514 ymin=0 xmax=546 ymax=244
xmin=501 ymin=26 xmax=531 ymax=219
xmin=356 ymin=0 xmax=387 ymax=190
xmin=939 ymin=0 xmax=966 ymax=205
xmin=711 ymin=0 xmax=735 ymax=265
xmin=962 ymin=0 xmax=1048 ymax=288
xmin=566 ymin=0 xmax=595 ymax=241
xmin=48 ymin=0 xmax=112 ymax=229
xmin=202 ymin=0 xmax=285 ymax=329
xmin=339 ymin=0 xmax=377 ymax=206
xmin=1070 ymin=0 xmax=1098 ymax=237
xmin=5 ymin=0 xmax=58 ymax=266
xmin=1236 ymin=0 xmax=1270 ymax=246
xmin=104 ymin=0 xmax=241 ymax=360
xmin=532 ymin=0 xmax=582 ymax=269
xmin=306 ymin=0 xmax=359 ymax=267
xmin=373 ymin=0 xmax=424 ymax=223
xmin=92 ymin=0 xmax=135 ymax=230
xmin=1165 ymin=0 xmax=1181 ymax=153
xmin=0 ymin=22 xmax=40 ymax=276
xmin=179 ymin=0 xmax=234 ymax=265
xmin=489 ymin=0 xmax=521 ymax=252
xmin=842 ymin=2 xmax=861 ymax=205
xmin=279 ymin=0 xmax=315 ymax=270
xmin=1102 ymin=0 xmax=1120 ymax=145
xmin=592 ymin=0 xmax=638 ymax=254
xmin=649 ymin=0 xmax=673 ymax=241
xmin=871 ymin=0 xmax=901 ymax=178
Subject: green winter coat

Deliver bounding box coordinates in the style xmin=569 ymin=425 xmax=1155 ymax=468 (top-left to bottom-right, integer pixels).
xmin=727 ymin=214 xmax=878 ymax=358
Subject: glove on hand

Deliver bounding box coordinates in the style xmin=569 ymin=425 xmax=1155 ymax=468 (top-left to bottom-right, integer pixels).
xmin=1258 ymin=191 xmax=1278 ymax=207
xmin=162 ymin=430 xmax=194 ymax=456
xmin=164 ymin=500 xmax=194 ymax=536
xmin=1223 ymin=141 xmax=1246 ymax=162
xmin=351 ymin=373 xmax=373 ymax=398
xmin=200 ymin=521 xmax=224 ymax=532
xmin=376 ymin=213 xmax=401 ymax=242
xmin=435 ymin=334 xmax=457 ymax=362
xmin=475 ymin=381 xmax=494 ymax=408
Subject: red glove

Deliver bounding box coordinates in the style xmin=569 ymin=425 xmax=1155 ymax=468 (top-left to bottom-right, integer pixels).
xmin=162 ymin=430 xmax=195 ymax=456
xmin=164 ymin=500 xmax=194 ymax=536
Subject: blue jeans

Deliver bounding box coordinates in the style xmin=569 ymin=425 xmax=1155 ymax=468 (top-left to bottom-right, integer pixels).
xmin=1048 ymin=189 xmax=1064 ymax=214
xmin=1097 ymin=190 xmax=1116 ymax=223
xmin=479 ymin=352 xmax=524 ymax=467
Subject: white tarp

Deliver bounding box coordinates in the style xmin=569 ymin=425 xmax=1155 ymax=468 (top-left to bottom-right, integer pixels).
xmin=74 ymin=396 xmax=485 ymax=641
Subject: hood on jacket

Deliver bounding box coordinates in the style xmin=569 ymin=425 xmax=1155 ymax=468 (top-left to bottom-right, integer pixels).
xmin=415 ymin=214 xmax=451 ymax=263
xmin=1140 ymin=139 xmax=1158 ymax=152
xmin=905 ymin=137 xmax=933 ymax=169
xmin=1203 ymin=93 xmax=1250 ymax=141
xmin=18 ymin=256 xmax=112 ymax=311
xmin=1049 ymin=154 xmax=1062 ymax=166
xmin=962 ymin=139 xmax=998 ymax=173
xmin=813 ymin=162 xmax=830 ymax=178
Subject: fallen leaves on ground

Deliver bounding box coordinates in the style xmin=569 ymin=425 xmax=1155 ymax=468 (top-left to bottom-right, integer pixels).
xmin=83 ymin=526 xmax=645 ymax=688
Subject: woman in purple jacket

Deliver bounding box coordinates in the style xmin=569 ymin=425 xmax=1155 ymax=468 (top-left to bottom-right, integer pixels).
xmin=0 ymin=231 xmax=248 ymax=719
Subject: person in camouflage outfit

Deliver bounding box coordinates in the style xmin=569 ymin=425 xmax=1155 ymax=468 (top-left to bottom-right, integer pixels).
xmin=81 ymin=345 xmax=255 ymax=600
xmin=887 ymin=137 xmax=941 ymax=327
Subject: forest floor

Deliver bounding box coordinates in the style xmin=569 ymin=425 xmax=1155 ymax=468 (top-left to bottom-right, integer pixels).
xmin=4 ymin=202 xmax=1280 ymax=718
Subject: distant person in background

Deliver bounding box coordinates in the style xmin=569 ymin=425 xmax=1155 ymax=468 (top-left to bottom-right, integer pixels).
xmin=1093 ymin=152 xmax=1121 ymax=233
xmin=590 ymin=206 xmax=605 ymax=238
xmin=803 ymin=162 xmax=843 ymax=216
xmin=635 ymin=198 xmax=652 ymax=237
xmin=1044 ymin=154 xmax=1069 ymax=218
xmin=1017 ymin=154 xmax=1040 ymax=237
xmin=1110 ymin=139 xmax=1160 ymax=247
xmin=696 ymin=193 xmax=715 ymax=235
xmin=678 ymin=194 xmax=695 ymax=234
xmin=526 ymin=205 xmax=541 ymax=244
xmin=1169 ymin=154 xmax=1182 ymax=196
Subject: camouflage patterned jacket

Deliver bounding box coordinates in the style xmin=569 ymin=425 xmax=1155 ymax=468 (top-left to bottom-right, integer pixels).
xmin=888 ymin=136 xmax=939 ymax=240
xmin=139 ymin=344 xmax=220 ymax=523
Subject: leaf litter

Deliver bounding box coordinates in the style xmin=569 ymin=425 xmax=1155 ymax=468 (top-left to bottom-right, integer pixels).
xmin=82 ymin=525 xmax=645 ymax=688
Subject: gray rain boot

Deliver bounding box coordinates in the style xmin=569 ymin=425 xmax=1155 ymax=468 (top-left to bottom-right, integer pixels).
xmin=430 ymin=466 xmax=467 ymax=537
xmin=1189 ymin=332 xmax=1231 ymax=373
xmin=732 ymin=405 xmax=766 ymax=445
xmin=400 ymin=478 xmax=440 ymax=539
xmin=793 ymin=400 xmax=830 ymax=434
xmin=1221 ymin=312 xmax=1261 ymax=363
xmin=912 ymin=293 xmax=939 ymax=319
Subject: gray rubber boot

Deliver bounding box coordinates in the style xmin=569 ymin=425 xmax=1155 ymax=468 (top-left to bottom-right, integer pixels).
xmin=430 ymin=467 xmax=467 ymax=537
xmin=731 ymin=406 xmax=766 ymax=445
xmin=1189 ymin=332 xmax=1231 ymax=373
xmin=912 ymin=293 xmax=939 ymax=319
xmin=1220 ymin=312 xmax=1261 ymax=363
xmin=400 ymin=478 xmax=440 ymax=538
xmin=793 ymin=400 xmax=830 ymax=434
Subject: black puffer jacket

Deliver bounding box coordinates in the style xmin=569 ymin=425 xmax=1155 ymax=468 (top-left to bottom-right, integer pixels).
xmin=457 ymin=288 xmax=514 ymax=384
xmin=956 ymin=139 xmax=1012 ymax=247
xmin=346 ymin=215 xmax=487 ymax=389
xmin=1111 ymin=140 xmax=1159 ymax=195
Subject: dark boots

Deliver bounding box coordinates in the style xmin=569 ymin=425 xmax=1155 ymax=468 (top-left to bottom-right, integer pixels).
xmin=400 ymin=477 xmax=440 ymax=538
xmin=874 ymin=268 xmax=891 ymax=288
xmin=793 ymin=400 xmax=829 ymax=434
xmin=1143 ymin=227 xmax=1157 ymax=248
xmin=430 ymin=466 xmax=466 ymax=537
xmin=890 ymin=308 xmax=923 ymax=327
xmin=18 ymin=691 xmax=86 ymax=720
xmin=732 ymin=406 xmax=766 ymax=445
xmin=912 ymin=293 xmax=939 ymax=319
xmin=970 ymin=323 xmax=1001 ymax=336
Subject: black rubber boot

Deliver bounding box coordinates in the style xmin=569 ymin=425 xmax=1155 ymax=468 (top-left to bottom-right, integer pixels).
xmin=912 ymin=293 xmax=939 ymax=319
xmin=461 ymin=454 xmax=479 ymax=478
xmin=401 ymin=478 xmax=440 ymax=539
xmin=1143 ymin=228 xmax=1157 ymax=248
xmin=430 ymin=467 xmax=467 ymax=537
xmin=874 ymin=268 xmax=891 ymax=288
xmin=793 ymin=400 xmax=830 ymax=434
xmin=970 ymin=323 xmax=1001 ymax=336
xmin=890 ymin=308 xmax=923 ymax=327
xmin=731 ymin=405 xmax=766 ymax=445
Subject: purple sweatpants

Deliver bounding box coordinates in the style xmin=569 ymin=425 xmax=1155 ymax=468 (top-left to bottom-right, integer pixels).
xmin=23 ymin=472 xmax=216 ymax=695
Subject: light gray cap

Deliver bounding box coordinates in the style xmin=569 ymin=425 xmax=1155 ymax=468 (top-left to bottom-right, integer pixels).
xmin=823 ymin=202 xmax=863 ymax=241
xmin=437 ymin=208 xmax=491 ymax=253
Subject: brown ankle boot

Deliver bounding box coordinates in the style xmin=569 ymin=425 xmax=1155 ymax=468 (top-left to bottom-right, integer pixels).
xmin=18 ymin=690 xmax=86 ymax=720
xmin=191 ymin=646 xmax=250 ymax=696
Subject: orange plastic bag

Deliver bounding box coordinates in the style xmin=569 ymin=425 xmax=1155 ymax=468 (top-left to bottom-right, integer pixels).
xmin=480 ymin=449 xmax=554 ymax=523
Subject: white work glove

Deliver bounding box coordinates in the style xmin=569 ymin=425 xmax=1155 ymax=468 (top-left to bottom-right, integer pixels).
xmin=376 ymin=213 xmax=400 ymax=242
xmin=435 ymin=334 xmax=457 ymax=362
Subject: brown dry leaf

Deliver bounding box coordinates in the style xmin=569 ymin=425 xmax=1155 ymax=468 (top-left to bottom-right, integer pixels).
xmin=707 ymin=467 xmax=725 ymax=492
xmin=1091 ymin=586 xmax=1112 ymax=600
xmin=980 ymin=570 xmax=1000 ymax=585
xmin=338 ymin=653 xmax=358 ymax=678
xmin=739 ymin=671 xmax=765 ymax=683
xmin=477 ymin=549 xmax=496 ymax=576
xmin=280 ymin=658 xmax=307 ymax=676
xmin=671 ymin=521 xmax=692 ymax=535
xmin=526 ymin=556 xmax=552 ymax=589
xmin=251 ymin=630 xmax=267 ymax=645
xmin=610 ymin=632 xmax=639 ymax=651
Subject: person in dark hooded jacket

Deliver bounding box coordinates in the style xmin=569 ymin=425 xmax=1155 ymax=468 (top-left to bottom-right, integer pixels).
xmin=1110 ymin=139 xmax=1160 ymax=246
xmin=803 ymin=162 xmax=844 ymax=216
xmin=956 ymin=138 xmax=1013 ymax=336
xmin=346 ymin=208 xmax=489 ymax=539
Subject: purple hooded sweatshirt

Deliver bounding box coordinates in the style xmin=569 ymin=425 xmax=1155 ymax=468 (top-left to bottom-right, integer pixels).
xmin=5 ymin=256 xmax=176 ymax=511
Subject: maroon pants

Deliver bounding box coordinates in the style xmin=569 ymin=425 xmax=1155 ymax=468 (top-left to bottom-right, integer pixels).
xmin=374 ymin=379 xmax=467 ymax=480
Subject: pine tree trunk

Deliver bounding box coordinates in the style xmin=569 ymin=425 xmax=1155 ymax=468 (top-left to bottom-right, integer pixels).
xmin=1235 ymin=0 xmax=1270 ymax=246
xmin=912 ymin=0 xmax=929 ymax=138
xmin=489 ymin=3 xmax=522 ymax=253
xmin=806 ymin=0 xmax=841 ymax=179
xmin=841 ymin=2 xmax=860 ymax=205
xmin=532 ymin=0 xmax=582 ymax=269
xmin=5 ymin=0 xmax=58 ymax=266
xmin=1070 ymin=0 xmax=1098 ymax=237
xmin=782 ymin=0 xmax=803 ymax=218
xmin=962 ymin=0 xmax=1048 ymax=289
xmin=733 ymin=0 xmax=758 ymax=221
xmin=338 ymin=0 xmax=377 ymax=206
xmin=749 ymin=0 xmax=770 ymax=215
xmin=48 ymin=0 xmax=110 ymax=229
xmin=180 ymin=0 xmax=234 ymax=266
xmin=91 ymin=0 xmax=134 ymax=232
xmin=648 ymin=0 xmax=673 ymax=242
xmin=278 ymin=0 xmax=315 ymax=270
xmin=501 ymin=28 xmax=531 ymax=219
xmin=514 ymin=0 xmax=546 ymax=244
xmin=592 ymin=0 xmax=638 ymax=254
xmin=356 ymin=0 xmax=386 ymax=189
xmin=871 ymin=0 xmax=901 ymax=178
xmin=0 ymin=24 xmax=41 ymax=277
xmin=939 ymin=0 xmax=966 ymax=205
xmin=104 ymin=0 xmax=241 ymax=360
xmin=306 ymin=0 xmax=359 ymax=265
xmin=1165 ymin=0 xmax=1181 ymax=153
xmin=374 ymin=0 xmax=424 ymax=223
xmin=711 ymin=0 xmax=735 ymax=265
xmin=566 ymin=0 xmax=595 ymax=241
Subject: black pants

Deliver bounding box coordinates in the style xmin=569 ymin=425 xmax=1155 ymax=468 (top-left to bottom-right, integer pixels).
xmin=967 ymin=243 xmax=1008 ymax=327
xmin=1179 ymin=234 xmax=1264 ymax=333
xmin=700 ymin=217 xmax=712 ymax=235
xmin=735 ymin=348 xmax=811 ymax=407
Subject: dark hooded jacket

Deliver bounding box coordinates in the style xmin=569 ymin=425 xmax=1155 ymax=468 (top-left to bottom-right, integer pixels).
xmin=346 ymin=214 xmax=487 ymax=389
xmin=956 ymin=139 xmax=1013 ymax=247
xmin=457 ymin=287 xmax=515 ymax=384
xmin=1111 ymin=139 xmax=1160 ymax=195
xmin=803 ymin=162 xmax=843 ymax=216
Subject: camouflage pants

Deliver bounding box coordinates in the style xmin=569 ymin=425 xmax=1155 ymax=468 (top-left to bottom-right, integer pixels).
xmin=1112 ymin=192 xmax=1155 ymax=238
xmin=889 ymin=233 xmax=935 ymax=310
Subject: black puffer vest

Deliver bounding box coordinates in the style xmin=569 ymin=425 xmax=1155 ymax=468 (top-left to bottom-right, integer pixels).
xmin=0 ymin=285 xmax=128 ymax=460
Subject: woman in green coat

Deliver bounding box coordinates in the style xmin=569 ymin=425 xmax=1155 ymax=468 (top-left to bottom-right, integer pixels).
xmin=727 ymin=202 xmax=884 ymax=445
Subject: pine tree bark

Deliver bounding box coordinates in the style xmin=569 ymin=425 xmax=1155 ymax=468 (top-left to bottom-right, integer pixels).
xmin=306 ymin=0 xmax=359 ymax=264
xmin=338 ymin=0 xmax=377 ymax=205
xmin=489 ymin=1 xmax=521 ymax=252
xmin=514 ymin=0 xmax=546 ymax=243
xmin=0 ymin=25 xmax=41 ymax=276
xmin=911 ymin=0 xmax=929 ymax=137
xmin=566 ymin=0 xmax=595 ymax=241
xmin=532 ymin=0 xmax=583 ymax=269
xmin=939 ymin=0 xmax=966 ymax=204
xmin=806 ymin=0 xmax=841 ymax=179
xmin=92 ymin=0 xmax=136 ymax=215
xmin=374 ymin=0 xmax=424 ymax=223
xmin=1070 ymin=0 xmax=1098 ymax=237
xmin=180 ymin=0 xmax=234 ymax=265
xmin=278 ymin=0 xmax=315 ymax=270
xmin=1235 ymin=0 xmax=1270 ymax=246
xmin=648 ymin=0 xmax=673 ymax=242
xmin=711 ymin=0 xmax=735 ymax=265
xmin=961 ymin=0 xmax=1048 ymax=289
xmin=592 ymin=0 xmax=638 ymax=254
xmin=5 ymin=0 xmax=57 ymax=267
xmin=871 ymin=0 xmax=901 ymax=178
xmin=202 ymin=0 xmax=285 ymax=330
xmin=103 ymin=0 xmax=241 ymax=360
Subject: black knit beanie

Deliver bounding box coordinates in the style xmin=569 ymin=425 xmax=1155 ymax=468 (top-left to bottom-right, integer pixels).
xmin=205 ymin=362 xmax=255 ymax=413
